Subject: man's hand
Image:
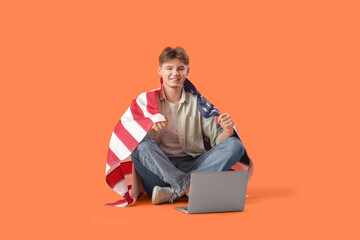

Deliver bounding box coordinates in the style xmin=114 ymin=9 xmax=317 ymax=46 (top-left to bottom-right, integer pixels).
xmin=217 ymin=113 xmax=235 ymax=143
xmin=217 ymin=113 xmax=234 ymax=134
xmin=151 ymin=121 xmax=168 ymax=131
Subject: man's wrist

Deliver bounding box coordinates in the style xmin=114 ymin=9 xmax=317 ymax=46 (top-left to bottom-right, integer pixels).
xmin=219 ymin=129 xmax=234 ymax=143
xmin=223 ymin=128 xmax=234 ymax=137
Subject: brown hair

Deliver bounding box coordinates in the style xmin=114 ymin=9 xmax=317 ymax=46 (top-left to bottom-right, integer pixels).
xmin=159 ymin=47 xmax=189 ymax=66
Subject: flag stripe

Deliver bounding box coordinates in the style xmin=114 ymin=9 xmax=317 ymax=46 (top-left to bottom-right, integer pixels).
xmin=120 ymin=161 xmax=132 ymax=175
xmin=121 ymin=108 xmax=148 ymax=143
xmin=136 ymin=93 xmax=151 ymax=118
xmin=113 ymin=118 xmax=138 ymax=153
xmin=130 ymin=98 xmax=153 ymax=131
xmin=107 ymin=148 xmax=119 ymax=168
xmin=106 ymin=167 xmax=125 ymax=188
xmin=113 ymin=179 xmax=129 ymax=196
xmin=104 ymin=191 xmax=134 ymax=207
xmin=146 ymin=91 xmax=160 ymax=115
xmin=109 ymin=132 xmax=131 ymax=161
xmin=137 ymin=92 xmax=164 ymax=120
xmin=106 ymin=163 xmax=110 ymax=173
xmin=105 ymin=198 xmax=128 ymax=207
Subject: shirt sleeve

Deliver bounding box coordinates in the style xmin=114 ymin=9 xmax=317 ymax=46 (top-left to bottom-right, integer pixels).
xmin=201 ymin=115 xmax=224 ymax=147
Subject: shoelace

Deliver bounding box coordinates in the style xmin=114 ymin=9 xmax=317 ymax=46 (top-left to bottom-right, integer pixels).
xmin=162 ymin=187 xmax=177 ymax=203
xmin=169 ymin=193 xmax=177 ymax=203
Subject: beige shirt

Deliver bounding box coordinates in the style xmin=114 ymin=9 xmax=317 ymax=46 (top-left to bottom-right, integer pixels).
xmin=148 ymin=87 xmax=224 ymax=158
xmin=158 ymin=101 xmax=189 ymax=157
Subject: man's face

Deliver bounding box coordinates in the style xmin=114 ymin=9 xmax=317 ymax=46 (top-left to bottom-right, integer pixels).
xmin=158 ymin=58 xmax=190 ymax=89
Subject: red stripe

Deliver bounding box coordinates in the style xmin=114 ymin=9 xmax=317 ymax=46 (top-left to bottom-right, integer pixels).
xmin=107 ymin=148 xmax=119 ymax=167
xmin=146 ymin=91 xmax=161 ymax=115
xmin=130 ymin=98 xmax=153 ymax=131
xmin=106 ymin=166 xmax=124 ymax=188
xmin=113 ymin=118 xmax=138 ymax=152
xmin=123 ymin=192 xmax=133 ymax=204
xmin=104 ymin=198 xmax=128 ymax=206
xmin=106 ymin=162 xmax=133 ymax=188
xmin=104 ymin=192 xmax=133 ymax=206
xmin=121 ymin=161 xmax=133 ymax=175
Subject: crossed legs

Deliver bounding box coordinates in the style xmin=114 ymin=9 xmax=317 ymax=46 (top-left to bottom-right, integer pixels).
xmin=130 ymin=134 xmax=245 ymax=198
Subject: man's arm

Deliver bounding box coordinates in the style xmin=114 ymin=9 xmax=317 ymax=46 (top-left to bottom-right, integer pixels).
xmin=201 ymin=113 xmax=235 ymax=147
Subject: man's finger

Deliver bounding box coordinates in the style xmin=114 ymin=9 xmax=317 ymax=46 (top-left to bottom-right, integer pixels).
xmin=156 ymin=122 xmax=164 ymax=130
xmin=152 ymin=124 xmax=160 ymax=131
xmin=220 ymin=115 xmax=231 ymax=123
xmin=217 ymin=114 xmax=224 ymax=123
xmin=219 ymin=113 xmax=229 ymax=121
xmin=220 ymin=117 xmax=231 ymax=125
xmin=160 ymin=122 xmax=165 ymax=129
xmin=223 ymin=119 xmax=233 ymax=125
xmin=159 ymin=121 xmax=167 ymax=128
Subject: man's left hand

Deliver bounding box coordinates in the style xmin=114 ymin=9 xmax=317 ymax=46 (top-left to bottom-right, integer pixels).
xmin=217 ymin=113 xmax=234 ymax=135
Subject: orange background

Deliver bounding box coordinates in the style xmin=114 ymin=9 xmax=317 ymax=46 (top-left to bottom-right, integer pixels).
xmin=1 ymin=0 xmax=359 ymax=239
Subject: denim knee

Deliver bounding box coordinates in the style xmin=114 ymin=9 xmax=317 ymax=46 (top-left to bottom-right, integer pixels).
xmin=226 ymin=136 xmax=245 ymax=158
xmin=131 ymin=135 xmax=153 ymax=159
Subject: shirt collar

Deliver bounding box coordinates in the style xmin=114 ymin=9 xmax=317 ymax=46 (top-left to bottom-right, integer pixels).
xmin=160 ymin=85 xmax=188 ymax=104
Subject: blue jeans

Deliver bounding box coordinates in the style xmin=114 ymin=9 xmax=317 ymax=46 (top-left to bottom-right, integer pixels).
xmin=131 ymin=134 xmax=245 ymax=197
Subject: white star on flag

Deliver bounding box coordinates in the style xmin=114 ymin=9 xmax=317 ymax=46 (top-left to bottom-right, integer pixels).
xmin=210 ymin=109 xmax=217 ymax=114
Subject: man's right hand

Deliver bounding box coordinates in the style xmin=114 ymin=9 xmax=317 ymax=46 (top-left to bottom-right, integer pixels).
xmin=151 ymin=121 xmax=168 ymax=131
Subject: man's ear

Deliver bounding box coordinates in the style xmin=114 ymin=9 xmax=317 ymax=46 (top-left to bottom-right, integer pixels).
xmin=157 ymin=65 xmax=162 ymax=75
xmin=187 ymin=66 xmax=190 ymax=75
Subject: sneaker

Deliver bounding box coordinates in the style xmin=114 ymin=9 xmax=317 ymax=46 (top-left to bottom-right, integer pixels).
xmin=152 ymin=186 xmax=177 ymax=205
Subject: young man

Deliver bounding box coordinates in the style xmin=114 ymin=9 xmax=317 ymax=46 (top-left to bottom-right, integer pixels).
xmin=130 ymin=47 xmax=252 ymax=205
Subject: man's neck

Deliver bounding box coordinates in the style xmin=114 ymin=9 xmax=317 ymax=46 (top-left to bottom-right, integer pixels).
xmin=163 ymin=85 xmax=183 ymax=104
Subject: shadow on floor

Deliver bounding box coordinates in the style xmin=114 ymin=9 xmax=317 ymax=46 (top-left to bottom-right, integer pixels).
xmin=134 ymin=185 xmax=295 ymax=205
xmin=246 ymin=185 xmax=295 ymax=203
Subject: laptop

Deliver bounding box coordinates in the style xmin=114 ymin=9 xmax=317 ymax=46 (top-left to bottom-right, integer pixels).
xmin=174 ymin=171 xmax=248 ymax=214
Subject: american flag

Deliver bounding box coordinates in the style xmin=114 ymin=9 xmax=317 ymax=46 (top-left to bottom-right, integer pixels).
xmin=105 ymin=78 xmax=251 ymax=207
xmin=183 ymin=79 xmax=220 ymax=118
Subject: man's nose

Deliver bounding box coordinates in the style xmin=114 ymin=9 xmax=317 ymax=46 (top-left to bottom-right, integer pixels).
xmin=172 ymin=70 xmax=180 ymax=75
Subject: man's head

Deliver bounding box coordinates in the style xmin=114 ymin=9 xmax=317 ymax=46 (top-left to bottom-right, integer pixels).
xmin=158 ymin=47 xmax=190 ymax=89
